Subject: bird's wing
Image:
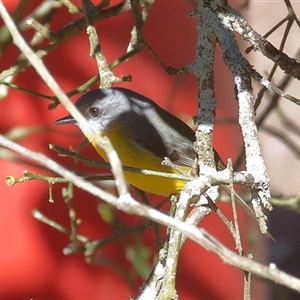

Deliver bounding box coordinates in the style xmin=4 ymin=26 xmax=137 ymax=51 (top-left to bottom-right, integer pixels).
xmin=131 ymin=114 xmax=196 ymax=168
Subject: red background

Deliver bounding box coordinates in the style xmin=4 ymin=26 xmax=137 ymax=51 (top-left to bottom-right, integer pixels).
xmin=0 ymin=1 xmax=264 ymax=299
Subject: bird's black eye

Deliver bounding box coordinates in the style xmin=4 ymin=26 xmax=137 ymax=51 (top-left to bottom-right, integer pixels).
xmin=89 ymin=107 xmax=100 ymax=117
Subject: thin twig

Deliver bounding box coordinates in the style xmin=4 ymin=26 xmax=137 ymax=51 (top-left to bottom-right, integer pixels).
xmin=81 ymin=0 xmax=120 ymax=87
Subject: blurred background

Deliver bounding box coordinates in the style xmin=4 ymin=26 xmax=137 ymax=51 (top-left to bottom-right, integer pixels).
xmin=0 ymin=0 xmax=299 ymax=299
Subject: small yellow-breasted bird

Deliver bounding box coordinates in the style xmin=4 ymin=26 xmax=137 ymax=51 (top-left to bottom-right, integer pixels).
xmin=55 ymin=87 xmax=258 ymax=221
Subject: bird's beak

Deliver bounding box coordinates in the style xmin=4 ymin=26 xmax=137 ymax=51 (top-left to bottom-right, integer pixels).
xmin=55 ymin=115 xmax=77 ymax=125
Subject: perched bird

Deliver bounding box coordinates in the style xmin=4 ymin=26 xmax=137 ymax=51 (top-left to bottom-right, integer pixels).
xmin=55 ymin=87 xmax=223 ymax=196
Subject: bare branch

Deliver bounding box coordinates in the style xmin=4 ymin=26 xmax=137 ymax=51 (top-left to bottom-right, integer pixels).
xmin=228 ymin=6 xmax=300 ymax=80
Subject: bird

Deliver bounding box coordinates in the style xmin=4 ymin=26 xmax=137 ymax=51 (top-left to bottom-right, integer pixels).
xmin=56 ymin=87 xmax=226 ymax=194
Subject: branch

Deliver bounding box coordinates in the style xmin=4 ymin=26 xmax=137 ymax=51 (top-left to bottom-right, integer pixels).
xmin=208 ymin=1 xmax=272 ymax=211
xmin=228 ymin=6 xmax=300 ymax=80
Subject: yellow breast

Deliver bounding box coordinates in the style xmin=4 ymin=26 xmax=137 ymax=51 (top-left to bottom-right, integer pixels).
xmin=87 ymin=129 xmax=188 ymax=196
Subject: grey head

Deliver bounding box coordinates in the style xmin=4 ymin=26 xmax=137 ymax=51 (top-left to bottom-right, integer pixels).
xmin=55 ymin=87 xmax=158 ymax=133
